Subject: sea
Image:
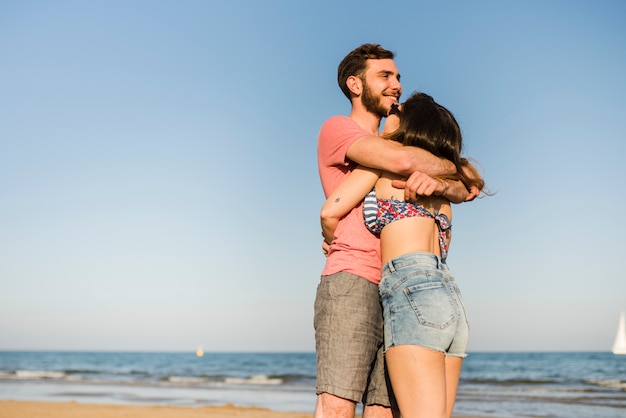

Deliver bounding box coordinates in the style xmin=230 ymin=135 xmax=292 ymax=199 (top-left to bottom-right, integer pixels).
xmin=0 ymin=351 xmax=625 ymax=417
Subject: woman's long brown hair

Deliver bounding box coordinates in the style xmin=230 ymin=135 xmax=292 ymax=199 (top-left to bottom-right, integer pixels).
xmin=384 ymin=92 xmax=485 ymax=192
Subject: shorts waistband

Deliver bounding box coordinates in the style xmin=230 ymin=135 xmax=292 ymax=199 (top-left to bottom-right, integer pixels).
xmin=383 ymin=252 xmax=448 ymax=275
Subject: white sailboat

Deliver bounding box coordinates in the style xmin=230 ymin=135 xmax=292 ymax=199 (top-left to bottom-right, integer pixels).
xmin=612 ymin=311 xmax=626 ymax=355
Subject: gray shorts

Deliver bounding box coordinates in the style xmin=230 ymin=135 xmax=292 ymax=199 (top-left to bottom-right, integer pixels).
xmin=314 ymin=271 xmax=395 ymax=407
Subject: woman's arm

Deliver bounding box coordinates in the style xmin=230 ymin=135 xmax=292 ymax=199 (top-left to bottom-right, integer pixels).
xmin=320 ymin=166 xmax=381 ymax=244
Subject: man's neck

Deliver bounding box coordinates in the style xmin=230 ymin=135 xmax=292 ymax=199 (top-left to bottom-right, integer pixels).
xmin=349 ymin=105 xmax=382 ymax=135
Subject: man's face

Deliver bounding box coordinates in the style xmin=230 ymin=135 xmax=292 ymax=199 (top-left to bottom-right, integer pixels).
xmin=360 ymin=58 xmax=402 ymax=118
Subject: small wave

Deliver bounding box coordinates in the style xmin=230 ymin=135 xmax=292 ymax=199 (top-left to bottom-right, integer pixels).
xmin=15 ymin=370 xmax=66 ymax=379
xmin=167 ymin=376 xmax=208 ymax=384
xmin=63 ymin=368 xmax=102 ymax=375
xmin=587 ymin=379 xmax=626 ymax=390
xmin=272 ymin=373 xmax=315 ymax=384
xmin=463 ymin=377 xmax=559 ymax=386
xmin=224 ymin=374 xmax=282 ymax=385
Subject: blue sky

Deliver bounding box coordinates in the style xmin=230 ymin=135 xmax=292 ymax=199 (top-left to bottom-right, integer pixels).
xmin=1 ymin=0 xmax=625 ymax=352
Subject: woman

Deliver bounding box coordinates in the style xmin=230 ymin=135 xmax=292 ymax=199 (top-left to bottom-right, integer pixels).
xmin=320 ymin=92 xmax=486 ymax=418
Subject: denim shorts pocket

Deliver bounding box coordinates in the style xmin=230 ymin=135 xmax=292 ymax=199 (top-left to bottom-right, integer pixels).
xmin=403 ymin=279 xmax=454 ymax=329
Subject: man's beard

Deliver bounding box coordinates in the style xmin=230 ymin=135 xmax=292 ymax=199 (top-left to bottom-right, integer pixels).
xmin=361 ymin=80 xmax=389 ymax=118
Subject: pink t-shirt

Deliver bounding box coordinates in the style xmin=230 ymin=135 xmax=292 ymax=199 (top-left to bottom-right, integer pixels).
xmin=318 ymin=116 xmax=381 ymax=284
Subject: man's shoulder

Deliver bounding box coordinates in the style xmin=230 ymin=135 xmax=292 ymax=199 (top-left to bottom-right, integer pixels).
xmin=319 ymin=115 xmax=367 ymax=140
xmin=323 ymin=114 xmax=350 ymax=122
xmin=320 ymin=115 xmax=353 ymax=129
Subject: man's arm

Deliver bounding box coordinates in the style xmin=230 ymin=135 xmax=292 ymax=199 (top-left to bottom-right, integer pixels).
xmin=346 ymin=129 xmax=471 ymax=202
xmin=390 ymin=173 xmax=475 ymax=204
xmin=344 ymin=113 xmax=474 ymax=203
xmin=346 ymin=134 xmax=456 ymax=178
xmin=380 ymin=111 xmax=473 ymax=203
xmin=391 ymin=160 xmax=483 ymax=203
xmin=347 ymin=112 xmax=454 ymax=177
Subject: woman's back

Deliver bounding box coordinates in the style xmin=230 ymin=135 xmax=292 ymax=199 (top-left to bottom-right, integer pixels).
xmin=374 ymin=173 xmax=452 ymax=264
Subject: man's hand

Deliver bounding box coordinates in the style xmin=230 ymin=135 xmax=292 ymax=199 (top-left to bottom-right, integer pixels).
xmin=465 ymin=185 xmax=480 ymax=201
xmin=322 ymin=240 xmax=330 ymax=257
xmin=461 ymin=164 xmax=481 ymax=201
xmin=390 ymin=171 xmax=447 ymax=201
xmin=391 ymin=170 xmax=480 ymax=203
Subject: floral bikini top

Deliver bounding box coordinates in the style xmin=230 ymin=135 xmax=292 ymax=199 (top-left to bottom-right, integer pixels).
xmin=363 ymin=189 xmax=452 ymax=261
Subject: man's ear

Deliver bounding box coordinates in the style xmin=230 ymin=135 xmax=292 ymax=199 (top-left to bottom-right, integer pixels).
xmin=347 ymin=75 xmax=362 ymax=96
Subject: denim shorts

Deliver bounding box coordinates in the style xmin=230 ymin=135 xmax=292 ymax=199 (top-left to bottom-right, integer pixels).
xmin=314 ymin=271 xmax=395 ymax=407
xmin=379 ymin=252 xmax=469 ymax=357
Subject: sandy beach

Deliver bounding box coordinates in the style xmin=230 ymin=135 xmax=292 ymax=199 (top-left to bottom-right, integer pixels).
xmin=0 ymin=400 xmax=314 ymax=418
xmin=0 ymin=400 xmax=486 ymax=418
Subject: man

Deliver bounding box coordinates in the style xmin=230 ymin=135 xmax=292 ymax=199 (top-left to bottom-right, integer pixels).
xmin=315 ymin=44 xmax=474 ymax=418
